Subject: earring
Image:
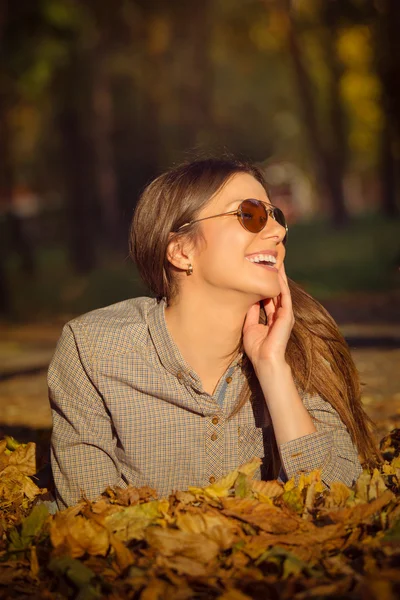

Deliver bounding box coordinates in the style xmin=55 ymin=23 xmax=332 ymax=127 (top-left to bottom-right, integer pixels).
xmin=186 ymin=263 xmax=193 ymax=276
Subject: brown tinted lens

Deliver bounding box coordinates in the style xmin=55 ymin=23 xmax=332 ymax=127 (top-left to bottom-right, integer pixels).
xmin=239 ymin=199 xmax=267 ymax=233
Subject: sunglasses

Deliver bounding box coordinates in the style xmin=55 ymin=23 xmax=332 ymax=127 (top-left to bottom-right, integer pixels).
xmin=176 ymin=198 xmax=288 ymax=244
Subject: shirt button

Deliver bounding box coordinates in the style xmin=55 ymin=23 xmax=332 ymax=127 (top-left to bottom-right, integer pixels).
xmin=212 ymin=416 xmax=219 ymax=425
xmin=209 ymin=476 xmax=216 ymax=484
xmin=226 ymin=376 xmax=232 ymax=383
xmin=211 ymin=433 xmax=218 ymax=441
xmin=177 ymin=371 xmax=184 ymax=381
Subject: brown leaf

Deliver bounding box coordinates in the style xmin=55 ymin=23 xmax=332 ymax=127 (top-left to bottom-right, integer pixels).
xmin=175 ymin=508 xmax=239 ymax=549
xmin=219 ymin=589 xmax=253 ymax=600
xmin=146 ymin=526 xmax=220 ymax=564
xmin=221 ymin=497 xmax=300 ymax=534
xmin=0 ymin=466 xmax=43 ymax=504
xmin=174 ymin=491 xmax=197 ymax=505
xmin=7 ymin=443 xmax=36 ymax=475
xmin=322 ymin=489 xmax=394 ymax=525
xmin=0 ymin=441 xmax=9 ymax=472
xmin=0 ymin=439 xmax=7 ymax=455
xmin=109 ymin=535 xmax=135 ymax=572
xmin=156 ymin=554 xmax=208 ymax=577
xmin=140 ymin=578 xmax=173 ymax=600
xmin=30 ymin=545 xmax=39 ymax=578
xmin=368 ymin=468 xmax=389 ymax=501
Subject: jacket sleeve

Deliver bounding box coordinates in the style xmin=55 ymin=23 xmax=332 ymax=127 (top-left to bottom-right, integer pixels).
xmin=277 ymin=391 xmax=363 ymax=489
xmin=48 ymin=323 xmax=127 ymax=510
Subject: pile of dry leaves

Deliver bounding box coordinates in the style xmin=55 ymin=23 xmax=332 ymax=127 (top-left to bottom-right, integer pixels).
xmin=0 ymin=431 xmax=400 ymax=599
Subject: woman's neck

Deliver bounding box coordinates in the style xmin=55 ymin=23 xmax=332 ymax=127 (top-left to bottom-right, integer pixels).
xmin=164 ymin=287 xmax=252 ymax=381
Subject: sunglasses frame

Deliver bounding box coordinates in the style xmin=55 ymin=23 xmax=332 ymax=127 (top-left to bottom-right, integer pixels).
xmin=175 ymin=198 xmax=288 ymax=242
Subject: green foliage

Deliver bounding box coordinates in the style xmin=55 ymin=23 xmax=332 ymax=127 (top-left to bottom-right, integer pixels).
xmin=8 ymin=504 xmax=49 ymax=554
xmin=48 ymin=557 xmax=103 ymax=600
xmin=285 ymin=215 xmax=400 ymax=298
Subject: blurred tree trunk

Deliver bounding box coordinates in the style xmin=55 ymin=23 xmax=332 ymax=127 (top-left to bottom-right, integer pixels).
xmin=379 ymin=124 xmax=399 ymax=218
xmin=0 ymin=92 xmax=12 ymax=316
xmin=55 ymin=47 xmax=98 ymax=273
xmin=374 ymin=0 xmax=400 ymax=217
xmin=173 ymin=0 xmax=212 ymax=152
xmin=282 ymin=1 xmax=349 ymax=227
xmin=92 ymin=55 xmax=122 ymax=249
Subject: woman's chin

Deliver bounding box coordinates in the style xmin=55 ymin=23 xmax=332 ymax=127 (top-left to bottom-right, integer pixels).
xmin=244 ymin=284 xmax=281 ymax=301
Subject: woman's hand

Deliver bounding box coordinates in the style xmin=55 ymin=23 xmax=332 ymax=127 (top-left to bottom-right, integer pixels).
xmin=242 ymin=263 xmax=295 ymax=371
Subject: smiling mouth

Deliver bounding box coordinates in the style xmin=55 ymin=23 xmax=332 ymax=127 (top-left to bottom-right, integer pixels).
xmin=245 ymin=254 xmax=278 ymax=271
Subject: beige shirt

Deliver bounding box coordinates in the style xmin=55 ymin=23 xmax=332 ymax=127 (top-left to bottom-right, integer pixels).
xmin=48 ymin=296 xmax=363 ymax=510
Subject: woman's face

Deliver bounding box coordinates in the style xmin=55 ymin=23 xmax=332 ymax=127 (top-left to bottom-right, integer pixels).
xmin=191 ymin=172 xmax=287 ymax=301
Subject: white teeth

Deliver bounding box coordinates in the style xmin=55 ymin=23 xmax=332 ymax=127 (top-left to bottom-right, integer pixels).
xmin=245 ymin=254 xmax=277 ymax=264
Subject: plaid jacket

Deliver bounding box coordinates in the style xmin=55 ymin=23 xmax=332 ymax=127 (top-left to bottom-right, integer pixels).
xmin=48 ymin=296 xmax=363 ymax=510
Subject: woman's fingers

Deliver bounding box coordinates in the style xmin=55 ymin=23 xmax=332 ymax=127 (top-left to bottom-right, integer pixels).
xmin=263 ymin=298 xmax=275 ymax=326
xmin=278 ymin=266 xmax=291 ymax=306
xmin=243 ymin=301 xmax=261 ymax=332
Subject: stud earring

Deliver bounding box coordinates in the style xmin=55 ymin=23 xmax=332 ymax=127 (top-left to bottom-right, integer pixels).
xmin=186 ymin=263 xmax=193 ymax=276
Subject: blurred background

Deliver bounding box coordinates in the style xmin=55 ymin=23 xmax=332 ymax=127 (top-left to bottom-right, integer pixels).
xmin=0 ymin=0 xmax=399 ymax=467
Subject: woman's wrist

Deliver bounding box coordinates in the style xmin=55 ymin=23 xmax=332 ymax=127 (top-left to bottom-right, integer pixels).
xmin=253 ymin=356 xmax=291 ymax=383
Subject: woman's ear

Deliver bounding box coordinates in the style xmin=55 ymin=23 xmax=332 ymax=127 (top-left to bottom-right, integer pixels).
xmin=166 ymin=233 xmax=192 ymax=271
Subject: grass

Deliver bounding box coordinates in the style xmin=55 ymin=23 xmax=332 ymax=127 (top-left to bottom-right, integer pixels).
xmin=3 ymin=214 xmax=399 ymax=321
xmin=284 ymin=214 xmax=399 ymax=299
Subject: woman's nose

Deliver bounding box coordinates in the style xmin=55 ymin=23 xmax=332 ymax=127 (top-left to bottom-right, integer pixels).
xmin=259 ymin=214 xmax=287 ymax=244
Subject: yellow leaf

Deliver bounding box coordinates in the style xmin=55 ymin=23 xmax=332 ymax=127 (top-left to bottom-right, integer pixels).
xmin=104 ymin=500 xmax=169 ymax=542
xmin=251 ymin=479 xmax=284 ymax=502
xmin=189 ymin=470 xmax=238 ymax=500
xmin=50 ymin=513 xmax=110 ymax=558
xmin=238 ymin=457 xmax=262 ymax=478
xmin=324 ymin=481 xmax=353 ymax=508
xmin=189 ymin=458 xmax=262 ymax=501
xmin=297 ymin=469 xmax=324 ymax=494
xmin=368 ymin=469 xmax=389 ymax=501
xmin=284 ymin=478 xmax=296 ymax=492
xmin=282 ymin=488 xmax=304 ymax=515
xmin=391 ymin=456 xmax=400 ymax=470
xmin=355 ymin=469 xmax=371 ymax=502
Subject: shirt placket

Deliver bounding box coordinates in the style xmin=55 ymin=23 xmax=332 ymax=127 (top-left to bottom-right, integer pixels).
xmin=204 ymin=364 xmax=238 ymax=484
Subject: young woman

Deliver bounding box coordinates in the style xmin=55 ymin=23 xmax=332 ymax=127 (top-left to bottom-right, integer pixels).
xmin=49 ymin=157 xmax=382 ymax=510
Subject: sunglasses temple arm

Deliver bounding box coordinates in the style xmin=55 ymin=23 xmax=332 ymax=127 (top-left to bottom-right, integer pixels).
xmin=177 ymin=211 xmax=239 ymax=230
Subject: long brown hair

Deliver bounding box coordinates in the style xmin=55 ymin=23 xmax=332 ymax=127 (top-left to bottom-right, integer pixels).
xmin=130 ymin=157 xmax=383 ymax=475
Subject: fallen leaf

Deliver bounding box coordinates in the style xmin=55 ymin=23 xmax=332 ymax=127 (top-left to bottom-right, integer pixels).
xmin=104 ymin=500 xmax=169 ymax=542
xmin=146 ymin=526 xmax=220 ymax=563
xmin=221 ymin=497 xmax=301 ymax=534
xmin=50 ymin=513 xmax=110 ymax=558
xmin=251 ymin=479 xmax=283 ymax=501
xmin=7 ymin=442 xmax=36 ymax=475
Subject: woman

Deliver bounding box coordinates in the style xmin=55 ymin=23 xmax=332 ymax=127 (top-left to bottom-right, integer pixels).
xmin=49 ymin=157 xmax=382 ymax=511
